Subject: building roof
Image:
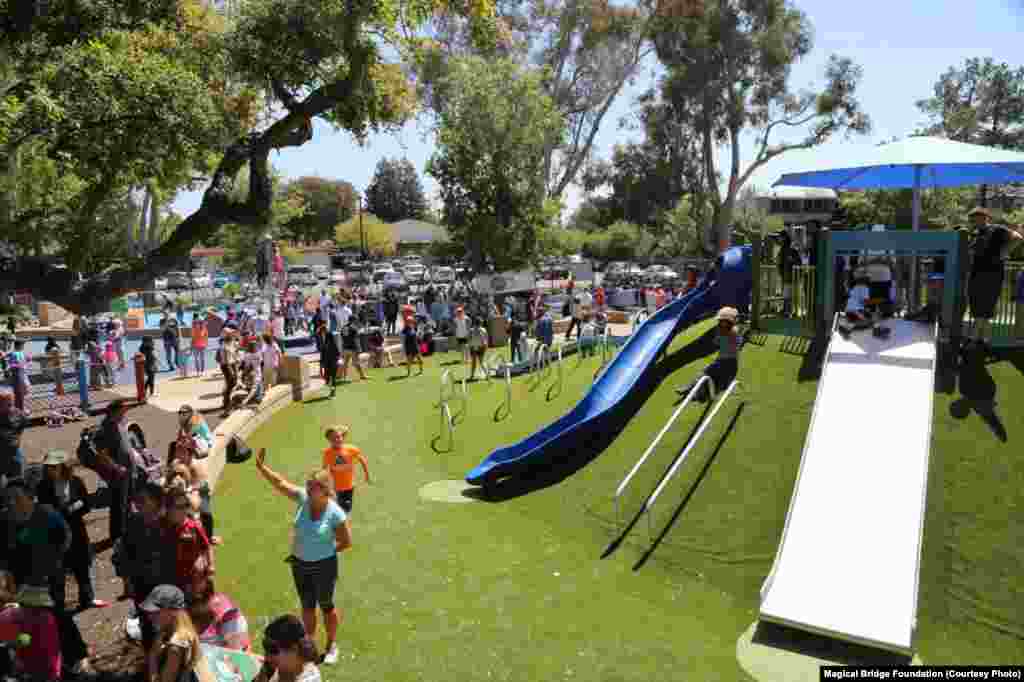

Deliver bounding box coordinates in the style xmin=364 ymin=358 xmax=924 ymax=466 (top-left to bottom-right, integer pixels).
xmin=390 ymin=219 xmax=448 ymax=244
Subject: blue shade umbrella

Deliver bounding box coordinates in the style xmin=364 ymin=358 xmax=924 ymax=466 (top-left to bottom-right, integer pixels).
xmin=773 ymin=135 xmax=1024 ymax=305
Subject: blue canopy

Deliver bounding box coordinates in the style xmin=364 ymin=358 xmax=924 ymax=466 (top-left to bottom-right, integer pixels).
xmin=774 ymin=136 xmax=1024 ymax=191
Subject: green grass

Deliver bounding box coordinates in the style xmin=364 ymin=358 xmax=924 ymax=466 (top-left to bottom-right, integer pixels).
xmin=213 ymin=323 xmax=1024 ymax=680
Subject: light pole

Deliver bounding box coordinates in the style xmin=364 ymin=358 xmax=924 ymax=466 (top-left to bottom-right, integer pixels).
xmin=358 ymin=193 xmax=367 ymax=260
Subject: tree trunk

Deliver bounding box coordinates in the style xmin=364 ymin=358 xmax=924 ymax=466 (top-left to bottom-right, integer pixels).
xmin=134 ymin=187 xmax=151 ymax=257
xmin=147 ymin=186 xmax=160 ymax=252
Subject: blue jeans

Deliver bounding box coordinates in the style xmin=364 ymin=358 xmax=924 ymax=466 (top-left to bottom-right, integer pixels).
xmin=163 ymin=341 xmax=177 ymax=369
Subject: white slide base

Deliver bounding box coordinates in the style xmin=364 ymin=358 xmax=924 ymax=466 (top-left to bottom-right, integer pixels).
xmin=759 ymin=320 xmax=936 ymax=655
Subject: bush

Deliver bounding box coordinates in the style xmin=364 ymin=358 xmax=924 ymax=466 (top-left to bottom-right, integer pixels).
xmin=0 ymin=303 xmax=32 ymax=321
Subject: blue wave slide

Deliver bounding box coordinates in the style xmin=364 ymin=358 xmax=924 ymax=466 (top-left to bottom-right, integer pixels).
xmin=465 ymin=246 xmax=752 ymax=486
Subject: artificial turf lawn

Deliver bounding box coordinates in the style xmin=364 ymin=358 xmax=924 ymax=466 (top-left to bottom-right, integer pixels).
xmin=212 ymin=321 xmax=1024 ymax=680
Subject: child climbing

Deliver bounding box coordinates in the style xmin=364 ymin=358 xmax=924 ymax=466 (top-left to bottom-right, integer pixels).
xmin=675 ymin=307 xmax=744 ymax=403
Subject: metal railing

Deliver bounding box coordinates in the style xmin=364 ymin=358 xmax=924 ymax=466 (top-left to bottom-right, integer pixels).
xmin=438 ymin=369 xmax=467 ymax=451
xmin=613 ymin=375 xmax=712 ymax=526
xmin=640 ymin=379 xmax=741 ymax=533
xmin=961 ymin=261 xmax=1024 ymax=344
xmin=531 ymin=343 xmax=551 ymax=380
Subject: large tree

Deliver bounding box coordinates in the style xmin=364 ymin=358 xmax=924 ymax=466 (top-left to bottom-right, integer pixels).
xmin=426 ymin=56 xmax=566 ymax=272
xmin=916 ymin=57 xmax=1024 ymax=207
xmin=364 ymin=158 xmax=428 ymax=223
xmin=422 ymin=0 xmax=650 ymax=199
xmin=0 ymin=0 xmax=492 ymax=313
xmin=650 ymin=0 xmax=870 ymax=251
xmin=279 ymin=176 xmax=357 ymax=244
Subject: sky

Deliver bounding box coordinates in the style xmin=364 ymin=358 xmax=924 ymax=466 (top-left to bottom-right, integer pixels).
xmin=170 ymin=0 xmax=1024 ymax=222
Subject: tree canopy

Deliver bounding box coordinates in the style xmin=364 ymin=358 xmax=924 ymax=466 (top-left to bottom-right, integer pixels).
xmin=426 ymin=56 xmax=566 ymax=272
xmin=280 ymin=176 xmax=357 ymax=244
xmin=0 ymin=0 xmax=494 ymax=313
xmin=335 ymin=213 xmax=397 ymax=257
xmin=365 ymin=158 xmax=429 ymax=223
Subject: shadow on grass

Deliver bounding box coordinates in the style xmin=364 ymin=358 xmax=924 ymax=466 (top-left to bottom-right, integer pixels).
xmin=750 ymin=621 xmax=913 ymax=666
xmin=546 ymin=380 xmax=562 ymax=402
xmin=303 ymin=395 xmax=333 ymax=405
xmin=467 ymin=326 xmax=720 ymax=503
xmin=633 ymin=401 xmax=746 ymax=571
xmin=387 ymin=374 xmax=411 ymax=382
xmin=493 ymin=401 xmax=510 ymax=423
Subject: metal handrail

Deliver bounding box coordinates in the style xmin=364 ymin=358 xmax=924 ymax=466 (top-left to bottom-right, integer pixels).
xmin=503 ymin=363 xmax=512 ymax=415
xmin=532 ymin=343 xmax=550 ymax=377
xmin=643 ymin=379 xmax=740 ymax=516
xmin=439 ymin=402 xmax=455 ymax=451
xmin=555 ymin=343 xmax=564 ymax=393
xmin=613 ymin=375 xmax=711 ymax=524
xmin=439 ymin=368 xmax=468 ymax=421
xmin=760 ymin=312 xmax=841 ymax=601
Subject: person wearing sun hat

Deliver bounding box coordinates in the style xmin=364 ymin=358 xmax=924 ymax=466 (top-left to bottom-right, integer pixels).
xmin=254 ymin=614 xmax=323 ymax=681
xmin=141 ymin=584 xmax=216 ymax=682
xmin=35 ymin=449 xmax=109 ymax=611
xmin=675 ymin=306 xmax=745 ymax=403
xmin=966 ymin=206 xmax=1024 ymax=347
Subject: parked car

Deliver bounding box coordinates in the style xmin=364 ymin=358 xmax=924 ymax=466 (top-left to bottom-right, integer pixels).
xmin=212 ymin=273 xmax=229 ymax=288
xmin=312 ymin=264 xmax=329 ymax=280
xmin=330 ymin=270 xmax=346 ymax=285
xmin=644 ymin=264 xmax=679 ymax=282
xmin=382 ymin=271 xmax=407 ymax=291
xmin=166 ymin=271 xmax=191 ymax=289
xmin=372 ymin=266 xmax=394 ymax=283
xmin=191 ymin=271 xmax=212 ymax=288
xmin=432 ymin=266 xmax=455 ymax=284
xmin=404 ymin=264 xmax=428 ymax=283
xmin=153 ymin=276 xmax=168 ymax=290
xmin=287 ymin=265 xmax=318 ymax=287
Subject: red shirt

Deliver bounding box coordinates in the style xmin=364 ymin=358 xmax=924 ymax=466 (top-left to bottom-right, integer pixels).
xmin=167 ymin=516 xmax=212 ymax=588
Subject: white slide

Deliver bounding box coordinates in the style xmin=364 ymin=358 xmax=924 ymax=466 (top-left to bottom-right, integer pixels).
xmin=759 ymin=319 xmax=937 ymax=655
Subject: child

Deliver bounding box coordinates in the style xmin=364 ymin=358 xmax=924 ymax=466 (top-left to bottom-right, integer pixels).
xmin=339 ymin=323 xmax=369 ymax=382
xmin=676 ymin=307 xmax=743 ymax=403
xmin=366 ymin=327 xmax=392 ymax=368
xmin=87 ymin=338 xmax=106 ymax=388
xmin=177 ymin=336 xmax=192 ymax=379
xmin=103 ymin=339 xmax=118 ymax=386
xmin=243 ymin=340 xmax=264 ymax=405
xmin=402 ymin=318 xmax=423 ymax=376
xmin=163 ymin=486 xmax=214 ymax=601
xmin=453 ymin=306 xmax=470 ymax=363
xmin=321 ymin=425 xmax=371 ymax=520
xmin=580 ymin=316 xmax=597 ymax=358
xmin=468 ymin=317 xmax=489 ymax=380
xmin=139 ymin=336 xmax=158 ymax=398
xmin=838 ymin=269 xmax=874 ymax=338
xmin=419 ymin=317 xmax=436 ymax=357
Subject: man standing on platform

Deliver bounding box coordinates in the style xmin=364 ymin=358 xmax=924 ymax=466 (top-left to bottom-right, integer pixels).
xmin=966 ymin=207 xmax=1023 ymax=348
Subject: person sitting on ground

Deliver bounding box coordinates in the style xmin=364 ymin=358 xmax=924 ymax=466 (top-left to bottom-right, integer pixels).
xmin=467 ymin=317 xmax=489 ymax=381
xmin=141 ymin=584 xmax=216 ymax=682
xmin=401 ymin=318 xmax=423 ymax=377
xmin=675 ymin=307 xmax=744 ymax=403
xmin=188 ymin=572 xmax=251 ymax=652
xmin=254 ymin=614 xmax=323 ymax=682
xmin=35 ymin=450 xmax=109 ymax=611
xmin=838 ymin=269 xmax=874 ymax=337
xmin=177 ymin=404 xmax=213 ymax=456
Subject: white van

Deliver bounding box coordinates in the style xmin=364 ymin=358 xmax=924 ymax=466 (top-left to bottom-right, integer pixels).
xmin=288 ymin=265 xmax=317 ymax=287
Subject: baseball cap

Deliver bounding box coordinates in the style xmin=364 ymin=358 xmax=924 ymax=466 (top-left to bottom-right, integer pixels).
xmin=140 ymin=585 xmax=186 ymax=612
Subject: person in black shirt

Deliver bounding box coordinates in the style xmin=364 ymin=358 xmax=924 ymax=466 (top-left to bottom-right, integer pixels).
xmin=317 ymin=323 xmax=341 ymax=398
xmin=99 ymin=399 xmax=140 ymax=544
xmin=967 ymin=207 xmax=1023 ymax=345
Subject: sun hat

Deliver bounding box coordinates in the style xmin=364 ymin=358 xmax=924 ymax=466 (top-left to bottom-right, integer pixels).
xmin=140 ymin=585 xmax=186 ymax=612
xmin=16 ymin=585 xmax=54 ymax=609
xmin=42 ymin=450 xmax=70 ymax=466
xmin=717 ymin=307 xmax=739 ymax=323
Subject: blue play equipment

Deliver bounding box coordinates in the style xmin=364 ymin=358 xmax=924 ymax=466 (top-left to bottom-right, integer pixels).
xmin=465 ymin=245 xmax=753 ymax=487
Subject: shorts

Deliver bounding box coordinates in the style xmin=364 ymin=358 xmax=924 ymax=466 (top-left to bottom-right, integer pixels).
xmin=456 ymin=337 xmax=468 ymax=347
xmin=335 ymin=489 xmax=354 ymax=514
xmin=291 ymin=555 xmax=338 ymax=611
xmin=404 ymin=343 xmax=420 ymax=358
xmin=969 ymin=270 xmax=1003 ymax=320
xmin=470 ymin=347 xmax=484 ymax=358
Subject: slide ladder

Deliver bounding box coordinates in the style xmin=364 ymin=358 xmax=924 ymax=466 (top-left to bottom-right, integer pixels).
xmin=759 ymin=318 xmax=938 ymax=655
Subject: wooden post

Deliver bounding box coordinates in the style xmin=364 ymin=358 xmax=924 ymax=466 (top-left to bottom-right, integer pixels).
xmin=751 ymin=236 xmax=762 ymax=332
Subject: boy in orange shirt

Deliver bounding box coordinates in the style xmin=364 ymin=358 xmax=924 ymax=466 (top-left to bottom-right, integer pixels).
xmin=321 ymin=425 xmax=370 ymax=517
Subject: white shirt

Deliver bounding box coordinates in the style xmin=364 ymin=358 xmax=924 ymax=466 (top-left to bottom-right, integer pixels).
xmin=272 ymin=315 xmax=285 ymax=338
xmin=580 ymin=292 xmax=593 ymax=308
xmin=846 ymin=284 xmax=870 ymax=313
xmin=454 ymin=317 xmax=469 ymax=338
xmin=335 ymin=305 xmax=352 ymax=328
xmin=262 ymin=342 xmax=281 ymax=369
